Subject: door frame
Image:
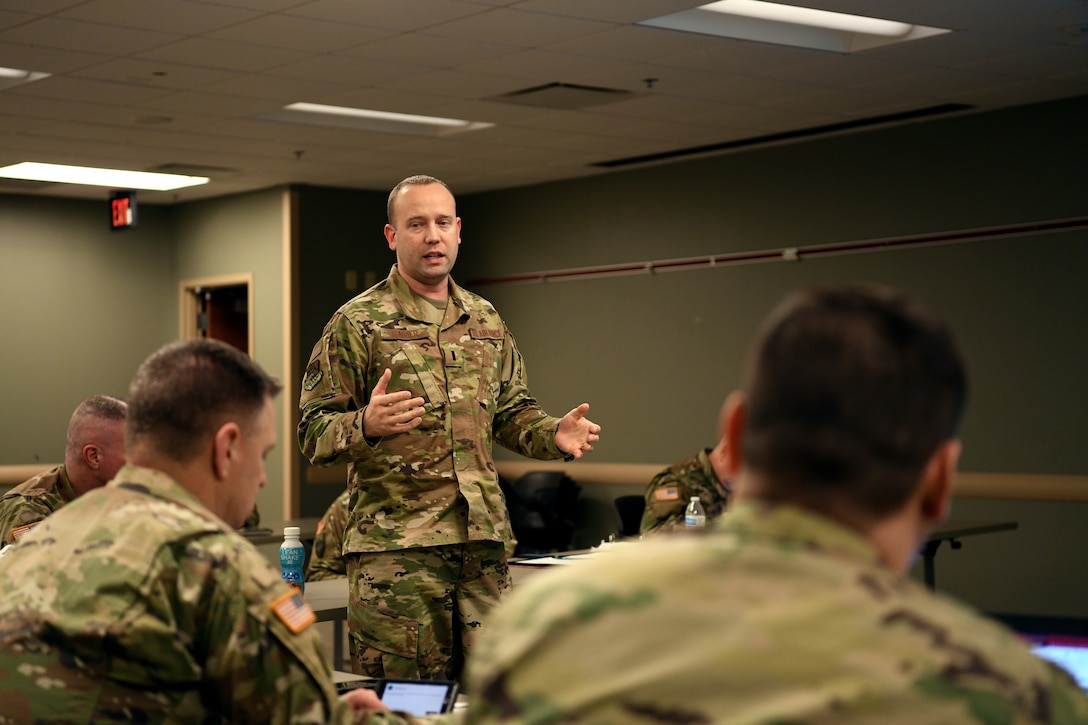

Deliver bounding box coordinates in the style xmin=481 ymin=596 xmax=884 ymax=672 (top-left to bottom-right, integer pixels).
xmin=179 ymin=272 xmax=255 ymax=353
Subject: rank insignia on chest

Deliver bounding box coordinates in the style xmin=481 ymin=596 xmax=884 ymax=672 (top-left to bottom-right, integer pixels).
xmin=654 ymin=486 xmax=680 ymax=502
xmin=271 ymin=590 xmax=317 ymax=633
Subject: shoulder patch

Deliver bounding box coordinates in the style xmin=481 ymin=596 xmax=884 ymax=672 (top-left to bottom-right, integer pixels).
xmin=271 ymin=590 xmax=316 ymax=634
xmin=302 ymin=359 xmax=323 ymax=391
xmin=11 ymin=522 xmax=39 ymax=541
xmin=654 ymin=487 xmax=680 ymax=502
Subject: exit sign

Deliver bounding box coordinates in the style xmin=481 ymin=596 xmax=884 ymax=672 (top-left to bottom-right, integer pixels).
xmin=109 ymin=190 xmax=137 ymax=230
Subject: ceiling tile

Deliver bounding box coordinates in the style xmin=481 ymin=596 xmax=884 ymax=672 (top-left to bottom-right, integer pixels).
xmin=58 ymin=0 xmax=261 ymax=34
xmin=0 ymin=16 xmax=181 ymax=56
xmin=136 ymin=37 xmax=313 ymax=72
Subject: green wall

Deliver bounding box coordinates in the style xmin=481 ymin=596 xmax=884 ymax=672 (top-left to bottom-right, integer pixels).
xmin=294 ymin=184 xmax=389 ymax=518
xmin=173 ymin=187 xmax=289 ymax=522
xmin=0 ymin=195 xmax=177 ymax=464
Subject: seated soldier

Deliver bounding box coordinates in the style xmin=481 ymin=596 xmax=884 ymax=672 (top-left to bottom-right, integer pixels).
xmin=307 ymin=488 xmax=351 ymax=581
xmin=456 ymin=285 xmax=1088 ymax=723
xmin=639 ymin=438 xmax=731 ymax=535
xmin=0 ymin=339 xmax=384 ymax=721
xmin=0 ymin=394 xmax=127 ymax=547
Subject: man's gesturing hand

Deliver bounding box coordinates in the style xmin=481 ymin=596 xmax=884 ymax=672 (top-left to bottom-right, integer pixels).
xmin=362 ymin=368 xmax=426 ymax=439
xmin=555 ymin=403 xmax=601 ymax=459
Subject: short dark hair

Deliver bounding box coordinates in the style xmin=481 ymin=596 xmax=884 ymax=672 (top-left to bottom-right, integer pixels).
xmin=387 ymin=174 xmax=452 ymax=225
xmin=741 ymin=286 xmax=967 ymax=518
xmin=126 ymin=339 xmax=282 ymax=462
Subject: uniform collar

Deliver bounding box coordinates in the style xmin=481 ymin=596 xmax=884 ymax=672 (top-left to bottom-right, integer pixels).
xmin=387 ymin=264 xmax=470 ymax=324
xmin=106 ymin=464 xmax=213 ymax=517
xmin=719 ymin=500 xmax=881 ymax=566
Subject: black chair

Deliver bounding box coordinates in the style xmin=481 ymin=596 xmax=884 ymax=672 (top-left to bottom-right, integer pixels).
xmin=502 ymin=471 xmax=581 ymax=555
xmin=614 ymin=495 xmax=646 ymax=538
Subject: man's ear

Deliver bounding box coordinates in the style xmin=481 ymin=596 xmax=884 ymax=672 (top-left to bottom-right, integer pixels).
xmin=721 ymin=391 xmax=746 ymax=479
xmin=82 ymin=443 xmax=101 ymax=469
xmin=919 ymin=439 xmax=961 ymax=524
xmin=212 ymin=422 xmax=241 ymax=480
xmin=384 ymin=223 xmax=397 ymax=251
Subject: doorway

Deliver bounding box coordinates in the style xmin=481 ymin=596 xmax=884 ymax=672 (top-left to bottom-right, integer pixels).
xmin=179 ymin=273 xmax=254 ymax=355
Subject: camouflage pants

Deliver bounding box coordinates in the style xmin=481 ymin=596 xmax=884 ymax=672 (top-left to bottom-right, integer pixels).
xmin=345 ymin=541 xmax=509 ymax=682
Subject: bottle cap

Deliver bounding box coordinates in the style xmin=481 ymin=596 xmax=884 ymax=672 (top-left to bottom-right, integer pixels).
xmin=284 ymin=526 xmax=301 ymax=537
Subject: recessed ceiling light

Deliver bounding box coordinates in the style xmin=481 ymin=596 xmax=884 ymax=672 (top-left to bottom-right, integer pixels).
xmin=0 ymin=66 xmax=50 ymax=91
xmin=0 ymin=162 xmax=209 ymax=191
xmin=256 ymin=102 xmax=494 ymax=137
xmin=640 ymin=1 xmax=950 ymax=53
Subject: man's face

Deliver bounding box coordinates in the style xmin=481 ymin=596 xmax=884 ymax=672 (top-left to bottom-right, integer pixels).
xmin=224 ymin=396 xmax=277 ymax=529
xmin=384 ymin=183 xmax=461 ymax=292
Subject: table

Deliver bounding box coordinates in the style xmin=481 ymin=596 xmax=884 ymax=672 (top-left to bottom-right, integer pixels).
xmin=921 ymin=519 xmax=1018 ymax=591
xmin=238 ymin=517 xmax=321 ymax=547
xmin=305 ymin=578 xmax=349 ymax=667
xmin=512 ymin=521 xmax=1020 ymax=593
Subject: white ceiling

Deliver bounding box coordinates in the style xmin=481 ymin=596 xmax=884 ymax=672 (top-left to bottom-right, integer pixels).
xmin=1 ymin=0 xmax=1085 ymax=203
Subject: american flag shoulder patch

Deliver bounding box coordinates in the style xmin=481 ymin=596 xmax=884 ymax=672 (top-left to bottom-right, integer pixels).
xmin=11 ymin=522 xmax=38 ymax=541
xmin=271 ymin=590 xmax=316 ymax=633
xmin=654 ymin=486 xmax=680 ymax=502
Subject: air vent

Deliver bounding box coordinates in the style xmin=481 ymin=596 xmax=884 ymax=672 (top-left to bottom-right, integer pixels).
xmin=593 ymin=103 xmax=972 ymax=168
xmin=488 ymin=82 xmax=637 ymax=110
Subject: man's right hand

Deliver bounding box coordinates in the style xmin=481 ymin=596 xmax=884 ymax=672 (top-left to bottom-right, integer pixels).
xmin=362 ymin=368 xmax=426 ymax=439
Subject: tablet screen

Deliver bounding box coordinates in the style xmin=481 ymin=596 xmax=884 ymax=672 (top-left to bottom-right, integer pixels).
xmin=380 ymin=680 xmax=458 ymax=715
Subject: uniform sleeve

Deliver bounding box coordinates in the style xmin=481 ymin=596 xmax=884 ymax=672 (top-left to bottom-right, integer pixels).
xmin=490 ymin=323 xmax=565 ymax=460
xmin=307 ymin=492 xmax=350 ymax=582
xmin=178 ymin=536 xmax=353 ymax=724
xmin=639 ymin=451 xmax=723 ymax=536
xmin=299 ymin=314 xmax=374 ymax=466
xmin=0 ymin=496 xmax=50 ymax=546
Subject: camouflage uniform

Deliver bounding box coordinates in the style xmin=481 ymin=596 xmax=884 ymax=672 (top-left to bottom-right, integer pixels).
xmin=0 ymin=464 xmax=73 ymax=546
xmin=308 ymin=489 xmax=351 ymax=581
xmin=639 ymin=448 xmax=730 ymax=535
xmin=299 ymin=265 xmax=568 ymax=681
xmin=463 ymin=502 xmax=1088 ymax=724
xmin=0 ymin=464 xmax=361 ymax=723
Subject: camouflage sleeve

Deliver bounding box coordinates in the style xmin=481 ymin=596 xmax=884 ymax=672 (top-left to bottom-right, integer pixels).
xmin=299 ymin=313 xmax=374 ymax=466
xmin=0 ymin=496 xmax=51 ymax=546
xmin=176 ymin=535 xmax=353 ymax=723
xmin=491 ymin=322 xmax=565 ymax=460
xmin=638 ymin=453 xmax=707 ymax=535
xmin=306 ymin=491 xmax=350 ymax=582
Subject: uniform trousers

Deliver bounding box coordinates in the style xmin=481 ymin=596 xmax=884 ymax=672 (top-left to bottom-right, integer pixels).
xmin=345 ymin=541 xmax=509 ymax=683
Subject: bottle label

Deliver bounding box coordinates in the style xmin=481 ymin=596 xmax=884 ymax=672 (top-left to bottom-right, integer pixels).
xmin=685 ymin=514 xmax=707 ymax=527
xmin=280 ymin=543 xmax=306 ymax=594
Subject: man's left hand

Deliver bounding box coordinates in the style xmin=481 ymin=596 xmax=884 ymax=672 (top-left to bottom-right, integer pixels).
xmin=556 ymin=403 xmax=601 ymax=459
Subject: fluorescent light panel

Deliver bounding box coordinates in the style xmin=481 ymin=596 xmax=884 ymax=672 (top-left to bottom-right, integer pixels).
xmin=257 ymin=102 xmax=493 ymax=137
xmin=0 ymin=65 xmax=50 ymax=91
xmin=0 ymin=162 xmax=209 ymax=191
xmin=640 ymin=1 xmax=949 ymax=53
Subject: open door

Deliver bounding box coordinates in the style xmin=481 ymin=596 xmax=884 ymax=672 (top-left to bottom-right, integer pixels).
xmin=180 ymin=273 xmax=254 ymax=354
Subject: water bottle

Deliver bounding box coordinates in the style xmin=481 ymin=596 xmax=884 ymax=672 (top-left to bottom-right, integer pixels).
xmin=684 ymin=496 xmax=707 ymax=528
xmin=280 ymin=526 xmax=305 ymax=594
